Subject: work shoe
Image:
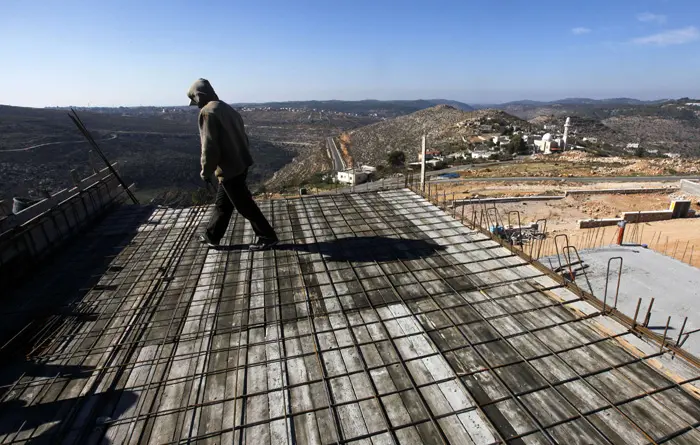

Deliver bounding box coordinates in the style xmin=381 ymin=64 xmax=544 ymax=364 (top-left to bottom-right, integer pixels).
xmin=198 ymin=234 xmax=219 ymax=249
xmin=249 ymin=236 xmax=279 ymax=251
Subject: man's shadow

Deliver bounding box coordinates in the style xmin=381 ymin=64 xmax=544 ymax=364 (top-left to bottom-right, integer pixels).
xmin=219 ymin=235 xmax=446 ymax=262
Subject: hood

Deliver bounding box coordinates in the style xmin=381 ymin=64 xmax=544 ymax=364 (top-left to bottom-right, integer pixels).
xmin=187 ymin=78 xmax=219 ymax=107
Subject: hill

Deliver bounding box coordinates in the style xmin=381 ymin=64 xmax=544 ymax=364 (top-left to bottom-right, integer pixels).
xmin=342 ymin=106 xmax=534 ymax=166
xmin=0 ymin=105 xmax=327 ymax=203
xmin=232 ymin=99 xmax=474 ymax=116
xmin=492 ymin=98 xmax=700 ymax=156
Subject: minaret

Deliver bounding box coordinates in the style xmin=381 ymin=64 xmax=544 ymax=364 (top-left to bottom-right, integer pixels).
xmin=563 ymin=117 xmax=571 ymax=150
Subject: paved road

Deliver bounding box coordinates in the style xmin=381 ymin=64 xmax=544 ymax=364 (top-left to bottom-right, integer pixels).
xmin=326 ymin=137 xmax=345 ymax=171
xmin=0 ymin=133 xmax=118 ymax=153
xmin=424 ymin=161 xmax=513 ymax=176
xmin=334 ymin=174 xmax=700 ymax=195
xmin=426 ymin=175 xmax=700 ymax=184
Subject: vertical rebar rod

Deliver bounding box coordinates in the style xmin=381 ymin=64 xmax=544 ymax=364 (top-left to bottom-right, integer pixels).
xmin=676 ymin=317 xmax=689 ymax=346
xmin=643 ymin=298 xmax=655 ymax=327
xmin=661 ymin=316 xmax=671 ymax=353
xmin=632 ymin=298 xmax=642 ymax=330
xmin=682 ymin=241 xmax=690 ymax=263
xmin=690 ymin=246 xmax=695 ymax=266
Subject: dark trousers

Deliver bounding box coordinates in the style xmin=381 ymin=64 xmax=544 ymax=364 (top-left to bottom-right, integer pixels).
xmin=205 ymin=171 xmax=276 ymax=243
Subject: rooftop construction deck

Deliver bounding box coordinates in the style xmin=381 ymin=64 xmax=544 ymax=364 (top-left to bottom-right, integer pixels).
xmin=2 ymin=189 xmax=700 ymax=444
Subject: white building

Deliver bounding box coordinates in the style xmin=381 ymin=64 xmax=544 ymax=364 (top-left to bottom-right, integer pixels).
xmin=447 ymin=151 xmax=469 ymax=160
xmin=534 ymin=133 xmax=561 ymax=154
xmin=359 ymin=165 xmax=376 ymax=173
xmin=471 ymin=151 xmax=492 ymax=160
xmin=626 ymin=143 xmax=640 ymax=149
xmin=337 ymin=169 xmax=369 ymax=185
xmin=492 ymin=136 xmax=510 ymax=145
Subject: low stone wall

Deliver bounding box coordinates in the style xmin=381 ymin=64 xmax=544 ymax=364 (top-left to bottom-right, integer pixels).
xmin=579 ymin=218 xmax=623 ymax=229
xmin=565 ymin=187 xmax=677 ymax=196
xmin=680 ymin=179 xmax=700 ymax=197
xmin=452 ymin=195 xmax=563 ymax=206
xmin=622 ymin=210 xmax=674 ymax=223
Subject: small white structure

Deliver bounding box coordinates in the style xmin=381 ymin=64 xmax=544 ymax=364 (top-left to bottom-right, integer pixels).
xmin=563 ymin=117 xmax=571 ymax=150
xmin=665 ymin=152 xmax=681 ymax=159
xmin=447 ymin=151 xmax=469 ymax=160
xmin=337 ymin=169 xmax=368 ymax=185
xmin=534 ymin=133 xmax=561 ymax=154
xmin=492 ymin=135 xmax=510 ymax=145
xmin=471 ymin=151 xmax=492 ymax=160
xmin=359 ymin=165 xmax=376 ymax=173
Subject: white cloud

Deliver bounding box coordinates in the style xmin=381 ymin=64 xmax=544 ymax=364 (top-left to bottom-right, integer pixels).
xmin=637 ymin=12 xmax=667 ymax=24
xmin=632 ymin=26 xmax=700 ymax=46
xmin=571 ymin=27 xmax=591 ymax=35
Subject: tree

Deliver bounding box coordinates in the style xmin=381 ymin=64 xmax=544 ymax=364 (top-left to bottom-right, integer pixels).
xmin=634 ymin=145 xmax=645 ymax=158
xmin=508 ymin=134 xmax=528 ymax=154
xmin=387 ymin=150 xmax=406 ymax=167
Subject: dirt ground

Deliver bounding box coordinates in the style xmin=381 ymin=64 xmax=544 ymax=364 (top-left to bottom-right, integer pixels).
xmin=436 ymin=180 xmax=681 ymax=202
xmin=485 ymin=191 xmax=696 ymax=232
xmin=457 ymin=151 xmax=700 ymax=179
xmin=549 ymin=218 xmax=700 ymax=268
xmin=444 ymin=178 xmax=700 ymax=268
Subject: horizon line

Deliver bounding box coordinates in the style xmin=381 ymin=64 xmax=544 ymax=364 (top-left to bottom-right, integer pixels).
xmin=3 ymin=95 xmax=696 ymax=109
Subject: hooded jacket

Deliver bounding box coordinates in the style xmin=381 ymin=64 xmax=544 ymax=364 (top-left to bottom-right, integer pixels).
xmin=187 ymin=78 xmax=253 ymax=182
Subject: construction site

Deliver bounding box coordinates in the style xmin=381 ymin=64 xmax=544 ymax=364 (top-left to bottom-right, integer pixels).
xmin=2 ymin=145 xmax=700 ymax=444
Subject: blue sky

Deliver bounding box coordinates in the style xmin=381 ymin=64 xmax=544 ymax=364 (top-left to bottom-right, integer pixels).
xmin=1 ymin=0 xmax=699 ymax=107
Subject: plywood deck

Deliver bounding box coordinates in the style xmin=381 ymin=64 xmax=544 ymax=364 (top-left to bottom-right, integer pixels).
xmin=2 ymin=189 xmax=700 ymax=444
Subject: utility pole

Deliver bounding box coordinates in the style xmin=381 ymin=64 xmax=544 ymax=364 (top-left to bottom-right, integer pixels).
xmin=420 ymin=134 xmax=427 ymax=193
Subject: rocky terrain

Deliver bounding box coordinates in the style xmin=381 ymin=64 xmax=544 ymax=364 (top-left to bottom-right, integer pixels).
xmin=602 ymin=116 xmax=700 ymax=156
xmin=529 ymin=115 xmax=626 ymax=147
xmin=496 ymin=99 xmax=700 ymax=156
xmin=342 ymin=106 xmax=535 ymax=166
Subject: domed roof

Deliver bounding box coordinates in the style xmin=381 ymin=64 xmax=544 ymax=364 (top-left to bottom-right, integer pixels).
xmin=542 ymin=133 xmax=553 ymax=141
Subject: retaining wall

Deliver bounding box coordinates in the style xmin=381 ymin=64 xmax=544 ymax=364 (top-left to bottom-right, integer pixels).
xmin=579 ymin=218 xmax=624 ymax=229
xmin=0 ymin=166 xmax=126 ymax=289
xmin=622 ymin=210 xmax=674 ymax=223
xmin=452 ymin=195 xmax=564 ymax=206
xmin=565 ymin=187 xmax=678 ymax=196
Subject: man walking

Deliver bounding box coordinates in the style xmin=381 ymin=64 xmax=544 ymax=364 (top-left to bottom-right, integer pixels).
xmin=187 ymin=78 xmax=278 ymax=251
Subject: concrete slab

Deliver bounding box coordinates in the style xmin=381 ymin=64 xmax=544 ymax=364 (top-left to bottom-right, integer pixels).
xmin=544 ymin=245 xmax=700 ymax=356
xmin=1 ymin=190 xmax=699 ymax=444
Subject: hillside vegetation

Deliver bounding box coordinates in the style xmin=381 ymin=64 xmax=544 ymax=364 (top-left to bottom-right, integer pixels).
xmin=496 ymin=99 xmax=700 ymax=156
xmin=0 ymin=106 xmax=297 ymax=202
xmin=232 ymin=99 xmax=474 ymax=116
xmin=343 ymin=106 xmax=535 ymax=166
xmin=0 ymin=105 xmax=376 ymax=203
